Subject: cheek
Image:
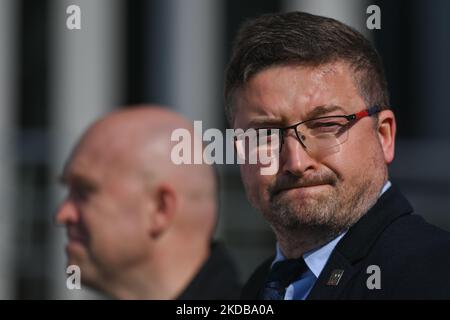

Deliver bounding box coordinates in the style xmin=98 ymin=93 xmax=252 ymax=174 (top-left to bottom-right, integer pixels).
xmin=88 ymin=213 xmax=149 ymax=268
xmin=79 ymin=200 xmax=107 ymax=236
xmin=240 ymin=164 xmax=273 ymax=207
xmin=83 ymin=198 xmax=144 ymax=248
xmin=323 ymin=133 xmax=381 ymax=181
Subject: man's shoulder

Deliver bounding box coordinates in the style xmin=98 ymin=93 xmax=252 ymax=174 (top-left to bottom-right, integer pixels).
xmin=338 ymin=184 xmax=450 ymax=272
xmin=348 ymin=214 xmax=450 ymax=299
xmin=177 ymin=242 xmax=242 ymax=299
xmin=375 ymin=213 xmax=450 ymax=259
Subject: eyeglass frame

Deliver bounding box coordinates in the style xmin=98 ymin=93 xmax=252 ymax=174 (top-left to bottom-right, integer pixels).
xmin=251 ymin=105 xmax=383 ymax=152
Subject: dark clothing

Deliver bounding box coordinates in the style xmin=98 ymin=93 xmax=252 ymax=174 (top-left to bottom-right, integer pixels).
xmin=259 ymin=259 xmax=308 ymax=299
xmin=242 ymin=185 xmax=450 ymax=299
xmin=177 ymin=242 xmax=241 ymax=299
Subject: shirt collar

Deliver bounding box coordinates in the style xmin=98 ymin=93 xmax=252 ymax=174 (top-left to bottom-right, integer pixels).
xmin=273 ymin=180 xmax=392 ymax=278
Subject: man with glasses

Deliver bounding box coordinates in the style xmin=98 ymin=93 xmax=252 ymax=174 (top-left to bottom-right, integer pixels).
xmin=226 ymin=11 xmax=450 ymax=299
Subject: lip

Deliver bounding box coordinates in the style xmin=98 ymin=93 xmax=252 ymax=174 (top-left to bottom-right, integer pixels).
xmin=67 ymin=229 xmax=87 ymax=244
xmin=66 ymin=235 xmax=88 ymax=253
xmin=68 ymin=237 xmax=86 ymax=244
xmin=67 ymin=233 xmax=87 ymax=245
xmin=275 ymin=184 xmax=329 ymax=196
xmin=66 ymin=241 xmax=85 ymax=256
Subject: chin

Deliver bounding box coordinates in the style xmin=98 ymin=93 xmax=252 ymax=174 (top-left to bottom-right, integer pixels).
xmin=66 ymin=243 xmax=93 ymax=271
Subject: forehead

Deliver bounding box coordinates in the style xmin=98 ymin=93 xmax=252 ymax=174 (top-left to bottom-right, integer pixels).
xmin=233 ymin=62 xmax=364 ymax=127
xmin=63 ymin=134 xmax=135 ymax=186
xmin=63 ymin=143 xmax=106 ymax=184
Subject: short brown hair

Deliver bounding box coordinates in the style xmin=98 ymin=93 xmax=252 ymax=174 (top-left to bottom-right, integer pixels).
xmin=224 ymin=11 xmax=390 ymax=125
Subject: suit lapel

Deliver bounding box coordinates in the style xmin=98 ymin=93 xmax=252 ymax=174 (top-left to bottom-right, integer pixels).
xmin=307 ymin=250 xmax=355 ymax=299
xmin=307 ymin=184 xmax=414 ymax=299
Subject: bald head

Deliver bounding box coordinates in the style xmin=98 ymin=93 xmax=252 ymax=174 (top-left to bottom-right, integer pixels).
xmin=63 ymin=105 xmax=217 ymax=241
xmin=74 ymin=106 xmax=193 ymax=175
xmin=57 ymin=105 xmax=220 ymax=298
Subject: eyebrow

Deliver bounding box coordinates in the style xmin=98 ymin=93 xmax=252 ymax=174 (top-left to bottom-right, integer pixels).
xmin=58 ymin=173 xmax=98 ymax=193
xmin=304 ymin=105 xmax=347 ymax=120
xmin=245 ymin=104 xmax=347 ymax=128
xmin=246 ymin=117 xmax=283 ymax=129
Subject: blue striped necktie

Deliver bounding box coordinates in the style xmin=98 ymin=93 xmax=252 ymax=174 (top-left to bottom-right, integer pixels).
xmin=259 ymin=258 xmax=308 ymax=300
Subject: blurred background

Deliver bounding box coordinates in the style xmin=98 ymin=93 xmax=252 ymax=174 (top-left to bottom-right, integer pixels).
xmin=0 ymin=0 xmax=449 ymax=299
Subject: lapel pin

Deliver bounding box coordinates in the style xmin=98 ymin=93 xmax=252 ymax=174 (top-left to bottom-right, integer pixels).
xmin=327 ymin=269 xmax=344 ymax=286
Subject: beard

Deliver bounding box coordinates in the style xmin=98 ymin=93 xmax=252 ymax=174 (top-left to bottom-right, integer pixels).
xmin=264 ymin=157 xmax=386 ymax=241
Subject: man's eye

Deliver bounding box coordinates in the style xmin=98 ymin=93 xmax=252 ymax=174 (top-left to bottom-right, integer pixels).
xmin=70 ymin=186 xmax=93 ymax=202
xmin=316 ymin=121 xmax=342 ymax=127
xmin=309 ymin=121 xmax=344 ymax=131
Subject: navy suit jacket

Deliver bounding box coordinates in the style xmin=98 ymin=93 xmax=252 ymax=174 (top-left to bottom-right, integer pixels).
xmin=241 ymin=185 xmax=450 ymax=299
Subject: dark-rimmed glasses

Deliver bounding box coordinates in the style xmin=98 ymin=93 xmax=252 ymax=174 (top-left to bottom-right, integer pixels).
xmin=235 ymin=105 xmax=382 ymax=161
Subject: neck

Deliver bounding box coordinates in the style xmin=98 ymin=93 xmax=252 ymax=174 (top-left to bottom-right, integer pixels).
xmin=274 ymin=225 xmax=338 ymax=259
xmin=96 ymin=239 xmax=210 ymax=300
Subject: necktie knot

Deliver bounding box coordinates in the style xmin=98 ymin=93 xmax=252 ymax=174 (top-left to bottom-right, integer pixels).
xmin=259 ymin=258 xmax=308 ymax=300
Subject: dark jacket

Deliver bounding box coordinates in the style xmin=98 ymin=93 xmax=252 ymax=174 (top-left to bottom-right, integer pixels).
xmin=241 ymin=185 xmax=450 ymax=299
xmin=177 ymin=242 xmax=241 ymax=299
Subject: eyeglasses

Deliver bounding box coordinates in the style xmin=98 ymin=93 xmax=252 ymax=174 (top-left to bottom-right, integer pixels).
xmin=235 ymin=105 xmax=382 ymax=161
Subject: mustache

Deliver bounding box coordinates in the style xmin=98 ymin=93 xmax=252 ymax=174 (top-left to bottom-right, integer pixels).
xmin=269 ymin=172 xmax=338 ymax=200
xmin=67 ymin=226 xmax=88 ymax=243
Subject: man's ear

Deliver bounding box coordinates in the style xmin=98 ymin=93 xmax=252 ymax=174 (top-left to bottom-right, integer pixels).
xmin=376 ymin=109 xmax=396 ymax=165
xmin=150 ymin=183 xmax=177 ymax=238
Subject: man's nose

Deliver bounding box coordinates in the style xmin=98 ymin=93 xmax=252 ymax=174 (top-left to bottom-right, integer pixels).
xmin=279 ymin=132 xmax=318 ymax=177
xmin=54 ymin=199 xmax=79 ymax=225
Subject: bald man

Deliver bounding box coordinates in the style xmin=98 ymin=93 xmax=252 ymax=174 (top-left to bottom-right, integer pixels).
xmin=55 ymin=106 xmax=241 ymax=299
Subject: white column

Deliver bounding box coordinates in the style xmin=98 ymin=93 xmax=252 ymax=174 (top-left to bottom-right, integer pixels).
xmin=47 ymin=0 xmax=124 ymax=299
xmin=283 ymin=0 xmax=370 ymax=37
xmin=158 ymin=0 xmax=224 ymax=129
xmin=146 ymin=0 xmax=225 ymax=238
xmin=0 ymin=0 xmax=17 ymax=299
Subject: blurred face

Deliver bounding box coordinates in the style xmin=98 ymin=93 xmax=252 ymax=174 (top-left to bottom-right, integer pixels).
xmin=56 ymin=140 xmax=152 ymax=288
xmin=233 ymin=62 xmax=394 ymax=237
